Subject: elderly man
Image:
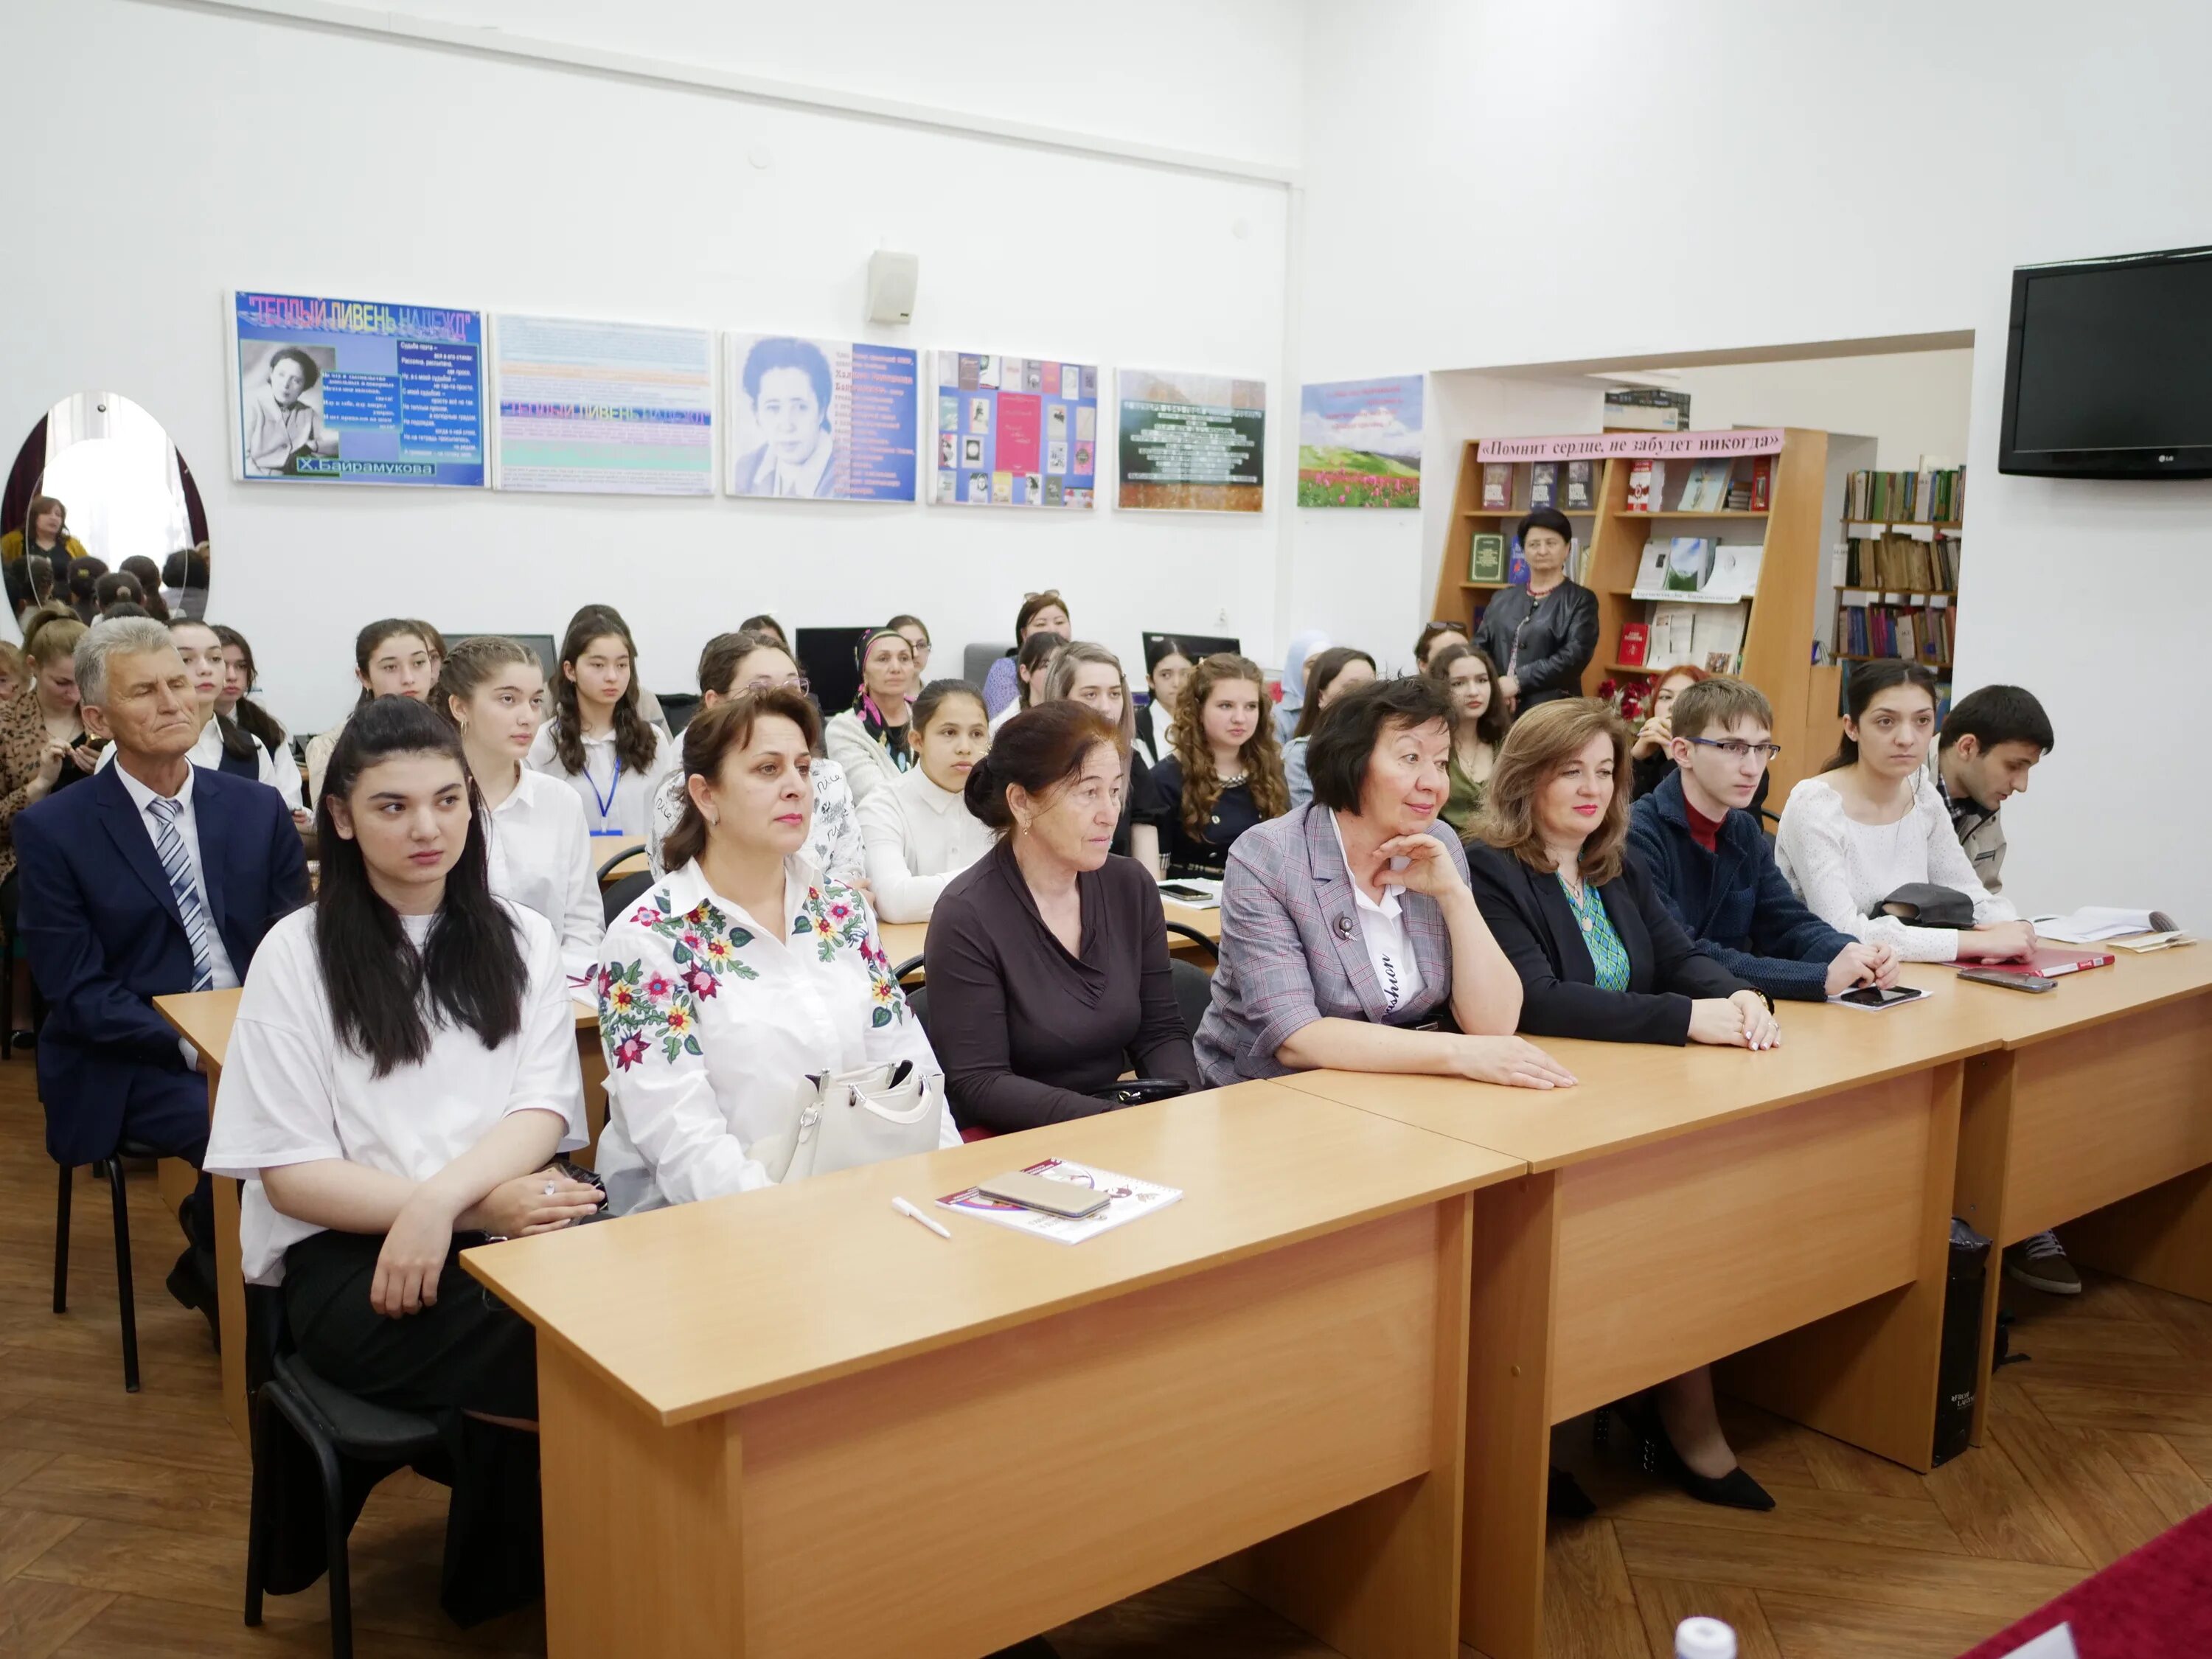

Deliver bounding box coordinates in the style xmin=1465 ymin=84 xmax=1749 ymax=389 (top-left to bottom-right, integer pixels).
xmin=18 ymin=617 xmax=307 ymax=1343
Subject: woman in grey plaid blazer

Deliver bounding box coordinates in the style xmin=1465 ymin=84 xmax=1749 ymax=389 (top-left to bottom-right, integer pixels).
xmin=1194 ymin=676 xmax=1575 ymax=1091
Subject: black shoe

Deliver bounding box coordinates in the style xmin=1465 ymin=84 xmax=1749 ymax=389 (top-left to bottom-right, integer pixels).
xmin=1609 ymin=1399 xmax=1775 ymax=1512
xmin=165 ymin=1246 xmax=221 ymax=1354
xmin=1547 ymin=1467 xmax=1596 ymax=1519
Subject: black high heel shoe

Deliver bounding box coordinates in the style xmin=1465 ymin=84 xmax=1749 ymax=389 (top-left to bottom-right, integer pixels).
xmin=1595 ymin=1401 xmax=1775 ymax=1512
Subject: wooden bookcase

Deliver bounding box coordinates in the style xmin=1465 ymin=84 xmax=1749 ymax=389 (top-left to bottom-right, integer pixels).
xmin=1432 ymin=427 xmax=1831 ymax=801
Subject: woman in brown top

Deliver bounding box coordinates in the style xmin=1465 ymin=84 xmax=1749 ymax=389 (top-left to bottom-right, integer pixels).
xmin=924 ymin=700 xmax=1199 ymax=1133
xmin=0 ymin=610 xmax=94 ymax=892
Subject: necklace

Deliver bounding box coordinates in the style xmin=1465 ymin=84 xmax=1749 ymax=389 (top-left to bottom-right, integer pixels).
xmin=1218 ymin=770 xmax=1249 ymax=788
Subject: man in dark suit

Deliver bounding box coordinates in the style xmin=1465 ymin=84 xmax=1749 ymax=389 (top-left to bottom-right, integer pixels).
xmin=17 ymin=616 xmax=308 ymax=1329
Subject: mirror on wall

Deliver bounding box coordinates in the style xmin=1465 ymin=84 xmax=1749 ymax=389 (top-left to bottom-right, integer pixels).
xmin=1 ymin=391 xmax=211 ymax=642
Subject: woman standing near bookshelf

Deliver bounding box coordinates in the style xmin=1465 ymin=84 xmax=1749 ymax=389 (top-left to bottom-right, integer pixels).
xmin=1471 ymin=507 xmax=1599 ymax=713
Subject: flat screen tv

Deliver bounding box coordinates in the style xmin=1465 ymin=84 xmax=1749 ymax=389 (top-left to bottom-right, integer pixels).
xmin=2000 ymin=244 xmax=2212 ymax=478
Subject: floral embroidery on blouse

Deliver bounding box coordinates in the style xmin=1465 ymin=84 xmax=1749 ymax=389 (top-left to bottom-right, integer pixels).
xmin=794 ymin=880 xmax=909 ymax=1028
xmin=597 ymin=891 xmax=761 ymax=1071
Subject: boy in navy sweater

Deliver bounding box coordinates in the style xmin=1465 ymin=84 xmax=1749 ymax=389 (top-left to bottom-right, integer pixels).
xmin=1628 ymin=677 xmax=1895 ymax=1001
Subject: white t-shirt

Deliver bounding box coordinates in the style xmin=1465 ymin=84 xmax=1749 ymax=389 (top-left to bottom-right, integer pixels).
xmin=857 ymin=764 xmax=996 ymax=922
xmin=593 ymin=855 xmax=956 ymax=1214
xmin=484 ymin=767 xmax=602 ymax=997
xmin=526 ymin=720 xmax=675 ymax=847
xmin=203 ymin=901 xmax=587 ymax=1284
xmin=1329 ymin=810 xmax=1424 ymax=1016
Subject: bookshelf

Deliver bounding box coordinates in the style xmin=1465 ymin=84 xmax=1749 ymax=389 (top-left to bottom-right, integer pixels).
xmin=1433 ymin=428 xmax=1831 ymax=801
xmin=1831 ymin=468 xmax=1968 ymax=710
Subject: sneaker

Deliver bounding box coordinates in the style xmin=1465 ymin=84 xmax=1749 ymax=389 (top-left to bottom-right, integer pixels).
xmin=2004 ymin=1231 xmax=2081 ymax=1295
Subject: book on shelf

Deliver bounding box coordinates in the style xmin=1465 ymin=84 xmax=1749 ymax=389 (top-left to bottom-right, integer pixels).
xmin=1625 ymin=458 xmax=1663 ymax=511
xmin=1564 ymin=459 xmax=1596 ymax=509
xmin=1616 ymin=621 xmax=1649 ymax=667
xmin=1846 ymin=464 xmax=1965 ymax=524
xmin=1725 ymin=478 xmax=1753 ymax=511
xmin=1468 ymin=532 xmax=1506 ymax=583
xmin=1749 ymin=456 xmax=1773 ymax=511
xmin=1631 ymin=537 xmax=1763 ymax=603
xmin=1679 ymin=459 xmax=1733 ymax=512
xmin=1842 ymin=532 xmax=1960 ymax=591
xmin=1481 ymin=462 xmax=1513 ymax=510
xmin=1689 ymin=601 xmax=1750 ymax=675
xmin=1834 ymin=592 xmax=1953 ymax=664
xmin=1529 ymin=461 xmax=1559 ymax=509
xmin=1647 ymin=603 xmax=1700 ymax=667
xmin=1506 ymin=539 xmax=1530 ymax=585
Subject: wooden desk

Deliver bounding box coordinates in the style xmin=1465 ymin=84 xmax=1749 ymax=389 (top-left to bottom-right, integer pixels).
xmin=153 ymin=987 xmax=609 ymax=1448
xmin=1277 ymin=970 xmax=2001 ymax=1659
xmin=877 ymin=897 xmax=1222 ymax=973
xmin=1942 ymin=948 xmax=2212 ymax=1445
xmin=465 ymin=1080 xmax=1522 ymax=1659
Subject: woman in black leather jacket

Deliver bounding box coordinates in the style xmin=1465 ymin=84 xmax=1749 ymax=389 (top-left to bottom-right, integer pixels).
xmin=1472 ymin=506 xmax=1599 ymax=712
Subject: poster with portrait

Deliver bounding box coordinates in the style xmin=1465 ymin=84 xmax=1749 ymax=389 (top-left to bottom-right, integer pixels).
xmin=1116 ymin=368 xmax=1266 ymax=512
xmin=1298 ymin=374 xmax=1424 ymax=508
xmin=723 ymin=333 xmax=918 ymax=501
xmin=492 ymin=314 xmax=715 ymax=495
xmin=929 ymin=351 xmax=1099 ymax=508
xmin=230 ymin=290 xmax=486 ymax=487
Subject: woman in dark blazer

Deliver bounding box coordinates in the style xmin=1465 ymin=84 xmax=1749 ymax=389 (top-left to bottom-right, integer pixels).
xmin=1470 ymin=507 xmax=1599 ymax=712
xmin=1462 ymin=696 xmax=1781 ymax=1514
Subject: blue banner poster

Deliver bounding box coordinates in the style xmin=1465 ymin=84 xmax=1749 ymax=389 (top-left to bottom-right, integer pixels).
xmin=232 ymin=291 xmax=485 ymax=487
xmin=493 ymin=315 xmax=714 ymax=495
xmin=724 ymin=334 xmax=918 ymax=501
xmin=1298 ymin=374 xmax=1424 ymax=508
xmin=928 ymin=350 xmax=1099 ymax=508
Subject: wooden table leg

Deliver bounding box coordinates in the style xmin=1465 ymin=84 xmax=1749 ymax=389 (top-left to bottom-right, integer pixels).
xmin=1459 ymin=1171 xmax=1557 ymax=1659
xmin=1954 ymin=1049 xmax=2015 ymax=1450
xmin=214 ymin=1175 xmax=249 ymax=1446
xmin=574 ymin=1026 xmax=608 ymax=1170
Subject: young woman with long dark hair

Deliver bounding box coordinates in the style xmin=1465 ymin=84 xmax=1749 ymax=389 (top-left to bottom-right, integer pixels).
xmin=527 ymin=609 xmax=674 ymax=846
xmin=1132 ymin=652 xmax=1289 ymax=880
xmin=303 ymin=618 xmax=437 ymax=804
xmin=1425 ymin=641 xmax=1512 ymax=833
xmin=1281 ymin=645 xmax=1377 ymax=810
xmin=203 ymin=695 xmax=596 ymax=1626
xmin=858 ymin=678 xmax=995 ymax=922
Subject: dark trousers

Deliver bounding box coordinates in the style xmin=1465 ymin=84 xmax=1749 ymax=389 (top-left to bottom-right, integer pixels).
xmin=277 ymin=1229 xmax=544 ymax=1625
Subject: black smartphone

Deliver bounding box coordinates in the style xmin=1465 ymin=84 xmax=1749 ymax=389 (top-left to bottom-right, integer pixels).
xmin=1839 ymin=985 xmax=1926 ymax=1008
xmin=1958 ymin=968 xmax=2058 ymax=993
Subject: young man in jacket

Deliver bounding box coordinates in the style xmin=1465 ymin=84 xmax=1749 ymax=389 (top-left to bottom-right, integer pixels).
xmin=1628 ymin=677 xmax=1896 ymax=1001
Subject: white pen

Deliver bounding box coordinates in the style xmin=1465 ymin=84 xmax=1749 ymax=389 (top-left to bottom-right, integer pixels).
xmin=891 ymin=1195 xmax=952 ymax=1239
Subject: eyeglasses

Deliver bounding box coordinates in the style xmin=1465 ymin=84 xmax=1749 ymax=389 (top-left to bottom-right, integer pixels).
xmin=1686 ymin=737 xmax=1782 ymax=762
xmin=742 ymin=674 xmax=810 ymax=695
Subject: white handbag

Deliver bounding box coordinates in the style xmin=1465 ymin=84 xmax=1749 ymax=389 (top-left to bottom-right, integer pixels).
xmin=752 ymin=1060 xmax=945 ymax=1184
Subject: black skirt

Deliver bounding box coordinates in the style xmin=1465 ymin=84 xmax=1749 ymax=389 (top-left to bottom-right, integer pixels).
xmin=276 ymin=1228 xmax=543 ymax=1627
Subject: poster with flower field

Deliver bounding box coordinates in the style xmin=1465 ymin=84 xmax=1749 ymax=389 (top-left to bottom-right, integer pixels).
xmin=1297 ymin=374 xmax=1423 ymax=508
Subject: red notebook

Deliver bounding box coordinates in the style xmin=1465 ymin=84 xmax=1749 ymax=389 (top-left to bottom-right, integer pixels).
xmin=1968 ymin=947 xmax=2117 ymax=979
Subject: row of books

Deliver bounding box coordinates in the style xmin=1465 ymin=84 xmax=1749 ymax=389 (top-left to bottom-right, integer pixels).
xmin=1841 ymin=532 xmax=1961 ymax=591
xmin=1834 ymin=596 xmax=1954 ymax=664
xmin=1480 ymin=459 xmax=1599 ymax=512
xmin=1846 ymin=465 xmax=1965 ymax=524
xmin=1625 ymin=455 xmax=1771 ymax=512
xmin=1467 ymin=532 xmax=1595 ymax=585
xmin=1618 ymin=599 xmax=1747 ymax=677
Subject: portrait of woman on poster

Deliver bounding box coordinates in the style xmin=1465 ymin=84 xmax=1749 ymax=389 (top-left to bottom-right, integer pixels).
xmin=732 ymin=337 xmax=842 ymax=498
xmin=242 ymin=346 xmax=339 ymax=476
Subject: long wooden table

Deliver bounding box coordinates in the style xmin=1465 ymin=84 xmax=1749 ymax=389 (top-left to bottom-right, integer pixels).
xmin=465 ymin=1080 xmax=1522 ymax=1659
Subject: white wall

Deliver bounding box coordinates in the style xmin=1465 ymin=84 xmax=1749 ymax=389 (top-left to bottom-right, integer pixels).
xmin=1664 ymin=352 xmax=1975 ymax=474
xmin=1296 ymin=0 xmax=2212 ymax=922
xmin=4 ymin=0 xmax=1297 ymax=730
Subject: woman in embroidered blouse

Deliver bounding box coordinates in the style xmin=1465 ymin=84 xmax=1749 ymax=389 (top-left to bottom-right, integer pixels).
xmin=596 ymin=688 xmax=956 ymax=1214
xmin=1425 ymin=641 xmax=1511 ymax=835
xmin=1282 ymin=646 xmax=1376 ymax=810
xmin=647 ymin=629 xmax=863 ymax=885
xmin=858 ymin=679 xmax=993 ymax=922
xmin=1462 ymin=695 xmax=1782 ymax=1514
xmin=823 ymin=626 xmax=919 ymax=806
xmin=527 ymin=610 xmax=675 ymax=848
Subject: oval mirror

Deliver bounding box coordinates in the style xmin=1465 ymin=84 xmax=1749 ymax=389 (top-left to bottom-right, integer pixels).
xmin=1 ymin=391 xmax=212 ymax=645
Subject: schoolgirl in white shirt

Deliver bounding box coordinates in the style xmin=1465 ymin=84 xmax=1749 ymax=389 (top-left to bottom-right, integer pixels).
xmin=597 ymin=686 xmax=956 ymax=1214
xmin=526 ymin=609 xmax=673 ymax=853
xmin=201 ymin=695 xmax=597 ymax=1627
xmin=438 ymin=635 xmax=602 ymax=997
xmin=858 ymin=678 xmax=995 ymax=922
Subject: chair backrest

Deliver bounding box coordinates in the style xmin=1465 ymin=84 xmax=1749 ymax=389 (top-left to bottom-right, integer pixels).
xmin=602 ymin=869 xmax=655 ymax=926
xmin=1167 ymin=957 xmax=1214 ymax=1042
xmin=964 ymin=641 xmax=1012 ymax=686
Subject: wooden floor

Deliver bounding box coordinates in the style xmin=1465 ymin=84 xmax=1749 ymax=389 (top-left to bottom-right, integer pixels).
xmin=1 ymin=1066 xmax=2205 ymax=1659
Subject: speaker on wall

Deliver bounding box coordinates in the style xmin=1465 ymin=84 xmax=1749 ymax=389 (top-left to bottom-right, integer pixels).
xmin=866 ymin=250 xmax=919 ymax=325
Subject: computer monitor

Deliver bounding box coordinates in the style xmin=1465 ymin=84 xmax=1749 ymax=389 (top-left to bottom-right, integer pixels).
xmin=796 ymin=626 xmax=872 ymax=717
xmin=444 ymin=633 xmax=558 ymax=683
xmin=1141 ymin=630 xmax=1240 ymax=672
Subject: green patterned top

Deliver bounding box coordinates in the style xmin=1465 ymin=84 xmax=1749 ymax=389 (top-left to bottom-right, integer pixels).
xmin=1439 ymin=751 xmax=1490 ymax=836
xmin=1557 ymin=872 xmax=1630 ymax=992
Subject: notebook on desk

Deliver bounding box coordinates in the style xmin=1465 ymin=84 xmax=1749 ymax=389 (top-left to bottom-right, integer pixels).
xmin=1970 ymin=947 xmax=2117 ymax=979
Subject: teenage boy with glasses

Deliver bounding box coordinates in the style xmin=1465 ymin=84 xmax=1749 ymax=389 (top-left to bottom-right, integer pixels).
xmin=1629 ymin=676 xmax=1899 ymax=1001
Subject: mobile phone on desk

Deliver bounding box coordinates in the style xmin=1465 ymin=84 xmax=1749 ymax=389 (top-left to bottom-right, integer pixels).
xmin=975 ymin=1169 xmax=1112 ymax=1219
xmin=1835 ymin=984 xmax=1927 ymax=1009
xmin=1958 ymin=967 xmax=2057 ymax=993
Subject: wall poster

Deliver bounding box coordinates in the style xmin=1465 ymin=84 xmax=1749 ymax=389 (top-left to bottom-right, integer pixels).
xmin=1115 ymin=369 xmax=1266 ymax=512
xmin=1297 ymin=374 xmax=1424 ymax=508
xmin=231 ymin=290 xmax=485 ymax=487
xmin=723 ymin=333 xmax=918 ymax=501
xmin=929 ymin=351 xmax=1099 ymax=508
xmin=493 ymin=314 xmax=715 ymax=495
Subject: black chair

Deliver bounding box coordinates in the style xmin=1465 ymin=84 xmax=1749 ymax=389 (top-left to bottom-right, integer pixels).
xmin=243 ymin=1289 xmax=443 ymax=1659
xmin=594 ymin=841 xmax=647 ymax=883
xmin=1163 ymin=919 xmax=1219 ymax=963
xmin=601 ymin=870 xmax=655 ymax=926
xmin=53 ymin=1137 xmax=167 ymax=1392
xmin=891 ymin=956 xmax=928 ymax=1033
xmin=1167 ymin=958 xmax=1214 ymax=1042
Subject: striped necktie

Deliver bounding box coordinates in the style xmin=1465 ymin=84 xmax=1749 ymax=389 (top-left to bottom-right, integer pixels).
xmin=147 ymin=796 xmax=216 ymax=992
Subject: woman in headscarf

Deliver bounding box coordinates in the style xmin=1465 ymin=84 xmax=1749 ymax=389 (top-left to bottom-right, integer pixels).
xmin=1273 ymin=630 xmax=1332 ymax=744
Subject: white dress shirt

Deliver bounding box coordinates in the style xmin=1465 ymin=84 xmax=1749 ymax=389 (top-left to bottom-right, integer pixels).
xmin=593 ymin=854 xmax=956 ymax=1214
xmin=100 ymin=716 xmax=302 ymax=813
xmin=111 ymin=760 xmax=241 ymax=992
xmin=1329 ymin=810 xmax=1423 ymax=1017
xmin=204 ymin=903 xmax=587 ymax=1283
xmin=526 ymin=720 xmax=675 ymax=846
xmin=858 ymin=764 xmax=996 ymax=922
xmin=484 ymin=767 xmax=602 ymax=995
